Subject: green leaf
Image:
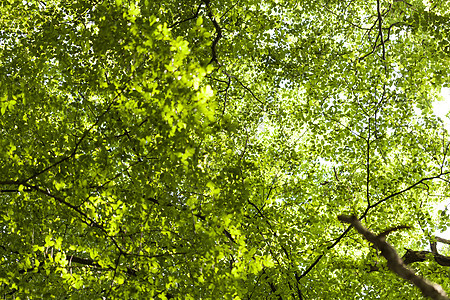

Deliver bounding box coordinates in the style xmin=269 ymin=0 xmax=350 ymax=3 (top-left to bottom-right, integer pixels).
xmin=0 ymin=1 xmax=449 ymax=299
xmin=196 ymin=16 xmax=203 ymax=26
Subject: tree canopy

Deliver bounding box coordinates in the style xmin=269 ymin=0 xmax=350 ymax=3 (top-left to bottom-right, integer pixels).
xmin=2 ymin=0 xmax=450 ymax=299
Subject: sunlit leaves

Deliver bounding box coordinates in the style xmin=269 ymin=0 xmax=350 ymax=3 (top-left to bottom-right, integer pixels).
xmin=1 ymin=0 xmax=450 ymax=299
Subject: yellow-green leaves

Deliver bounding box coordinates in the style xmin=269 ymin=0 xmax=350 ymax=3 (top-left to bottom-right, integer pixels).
xmin=206 ymin=181 xmax=220 ymax=196
xmin=2 ymin=0 xmax=450 ymax=299
xmin=196 ymin=16 xmax=203 ymax=26
xmin=193 ymin=85 xmax=216 ymax=122
xmin=0 ymin=93 xmax=16 ymax=115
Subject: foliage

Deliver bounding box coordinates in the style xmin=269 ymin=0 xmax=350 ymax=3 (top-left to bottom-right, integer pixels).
xmin=1 ymin=0 xmax=450 ymax=299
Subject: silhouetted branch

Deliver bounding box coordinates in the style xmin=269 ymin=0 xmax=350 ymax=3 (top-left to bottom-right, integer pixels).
xmin=203 ymin=0 xmax=223 ymax=65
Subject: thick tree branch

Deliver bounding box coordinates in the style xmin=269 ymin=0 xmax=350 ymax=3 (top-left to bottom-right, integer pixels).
xmin=339 ymin=215 xmax=449 ymax=300
xmin=403 ymin=236 xmax=450 ymax=267
xmin=436 ymin=236 xmax=450 ymax=245
xmin=300 ymin=170 xmax=450 ymax=279
xmin=203 ymin=0 xmax=222 ymax=65
xmin=403 ymin=249 xmax=450 ymax=267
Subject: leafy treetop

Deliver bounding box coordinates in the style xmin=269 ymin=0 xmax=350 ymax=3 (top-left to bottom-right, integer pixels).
xmin=1 ymin=0 xmax=450 ymax=299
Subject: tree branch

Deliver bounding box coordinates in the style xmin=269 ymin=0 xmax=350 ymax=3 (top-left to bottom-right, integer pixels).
xmin=403 ymin=249 xmax=450 ymax=267
xmin=168 ymin=2 xmax=203 ymax=29
xmin=436 ymin=236 xmax=450 ymax=245
xmin=339 ymin=215 xmax=449 ymax=300
xmin=203 ymin=0 xmax=223 ymax=65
